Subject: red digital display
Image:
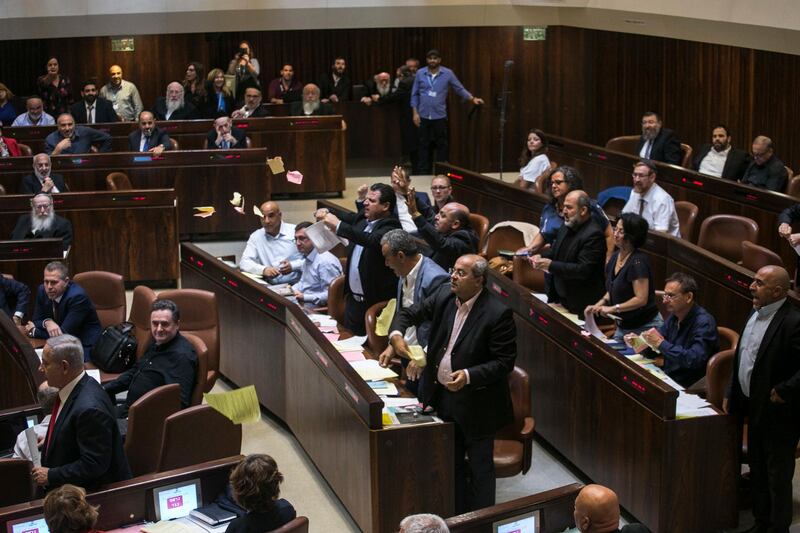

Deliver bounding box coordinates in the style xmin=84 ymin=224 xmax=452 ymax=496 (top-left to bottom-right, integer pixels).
xmin=623 ymin=374 xmax=647 ymax=393
xmin=447 ymin=172 xmax=464 ymax=181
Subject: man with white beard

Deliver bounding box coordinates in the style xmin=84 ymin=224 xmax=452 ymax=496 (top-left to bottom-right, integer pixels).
xmin=289 ymin=84 xmax=334 ymax=116
xmin=361 ymin=72 xmax=398 ymax=106
xmin=11 ymin=193 xmax=73 ymax=250
xmin=151 ymin=82 xmax=199 ymax=121
xmin=19 ymin=153 xmax=69 ymax=195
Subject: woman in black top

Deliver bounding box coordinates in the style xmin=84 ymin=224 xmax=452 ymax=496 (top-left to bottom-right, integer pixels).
xmin=226 ymin=454 xmax=296 ymax=533
xmin=183 ymin=62 xmax=207 ymax=111
xmin=585 ymin=213 xmax=662 ymax=340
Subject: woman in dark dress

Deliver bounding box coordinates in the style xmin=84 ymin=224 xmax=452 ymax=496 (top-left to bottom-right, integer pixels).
xmin=585 ymin=212 xmax=662 ymax=340
xmin=183 ymin=62 xmax=207 ymax=112
xmin=37 ymin=58 xmax=73 ymax=116
xmin=204 ymin=68 xmax=235 ymax=119
xmin=226 ymin=454 xmax=296 ymax=533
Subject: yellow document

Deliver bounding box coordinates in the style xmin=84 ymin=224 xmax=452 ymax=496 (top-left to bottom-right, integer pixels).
xmin=375 ymin=299 xmax=396 ymax=336
xmin=203 ymin=385 xmax=260 ymax=424
xmin=407 ymin=345 xmax=427 ymax=367
xmin=141 ymin=521 xmax=195 ymax=533
xmin=267 ymin=156 xmax=285 ymax=174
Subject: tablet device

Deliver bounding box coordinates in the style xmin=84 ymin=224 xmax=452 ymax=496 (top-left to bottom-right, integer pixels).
xmin=152 ymin=478 xmax=202 ymax=521
xmin=6 ymin=514 xmax=50 ymax=533
xmin=492 ymin=509 xmax=540 ymax=533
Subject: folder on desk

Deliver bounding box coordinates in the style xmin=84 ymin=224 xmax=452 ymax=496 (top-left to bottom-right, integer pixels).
xmin=350 ymin=359 xmax=398 ymax=381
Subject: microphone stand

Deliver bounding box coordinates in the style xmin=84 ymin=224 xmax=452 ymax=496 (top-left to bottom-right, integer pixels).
xmin=498 ymin=60 xmax=513 ymax=181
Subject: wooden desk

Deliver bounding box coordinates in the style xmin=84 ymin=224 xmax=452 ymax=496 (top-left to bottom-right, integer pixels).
xmin=485 ymin=270 xmax=738 ymax=533
xmin=4 ymin=115 xmax=346 ymax=196
xmin=0 ymin=190 xmax=178 ymax=286
xmin=0 ymin=312 xmax=42 ymax=410
xmin=179 ymin=243 xmax=453 ymax=533
xmin=0 ymin=456 xmax=242 ymax=530
xmin=0 ymin=151 xmax=267 ymax=240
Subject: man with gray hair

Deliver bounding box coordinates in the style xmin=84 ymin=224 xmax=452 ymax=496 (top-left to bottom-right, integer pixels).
xmin=399 ymin=513 xmax=450 ymax=533
xmin=387 ymin=254 xmax=516 ymax=513
xmin=11 ymin=193 xmax=73 ymax=249
xmin=740 ymin=135 xmax=789 ymax=191
xmin=206 ymin=116 xmax=246 ymax=149
xmin=289 ymin=84 xmax=334 ymax=116
xmin=32 ymin=334 xmax=131 ymax=489
xmin=19 ymin=153 xmax=69 ymax=195
xmin=152 ymin=81 xmax=199 ymax=121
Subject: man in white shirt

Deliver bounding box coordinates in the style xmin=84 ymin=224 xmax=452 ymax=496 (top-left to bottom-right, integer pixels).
xmin=292 ymin=221 xmax=342 ymax=307
xmin=691 ymin=124 xmax=751 ymax=181
xmin=11 ymin=97 xmax=55 ymax=127
xmin=240 ymin=201 xmax=303 ymax=285
xmin=621 ymin=160 xmax=680 ymax=237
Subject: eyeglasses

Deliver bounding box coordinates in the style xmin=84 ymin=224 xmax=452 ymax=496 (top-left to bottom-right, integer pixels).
xmin=448 ymin=267 xmax=470 ymax=278
xmin=631 ymin=172 xmax=650 ymax=179
xmin=662 ymin=292 xmax=683 ymax=301
xmin=430 ymin=186 xmax=450 ymax=191
xmin=33 ymin=203 xmax=52 ymax=210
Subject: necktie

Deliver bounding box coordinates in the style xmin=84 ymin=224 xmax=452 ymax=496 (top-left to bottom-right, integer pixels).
xmin=217 ymin=93 xmax=225 ymax=112
xmin=142 ymin=135 xmax=149 ymax=152
xmin=52 ymin=300 xmax=59 ymax=323
xmin=87 ymin=105 xmax=94 ymax=124
xmin=645 ymin=140 xmax=652 ymax=159
xmin=638 ymin=198 xmax=645 ymax=216
xmin=43 ymin=394 xmax=62 ymax=456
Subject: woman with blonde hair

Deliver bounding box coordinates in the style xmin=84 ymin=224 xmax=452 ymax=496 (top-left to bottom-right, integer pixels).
xmin=204 ymin=68 xmax=234 ymax=118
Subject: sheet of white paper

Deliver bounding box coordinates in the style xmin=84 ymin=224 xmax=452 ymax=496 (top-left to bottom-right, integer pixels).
xmin=35 ymin=348 xmax=43 ymax=362
xmin=382 ymin=397 xmax=420 ymax=408
xmin=332 ymin=335 xmax=367 ymax=352
xmin=86 ymin=369 xmax=101 ymax=383
xmin=532 ymin=292 xmax=548 ymax=303
xmin=25 ymin=427 xmax=41 ymax=467
xmin=307 ymin=313 xmax=338 ymax=327
xmin=305 ymin=220 xmax=346 ymax=254
xmin=240 ymin=271 xmax=270 ymax=286
xmin=583 ymin=312 xmax=606 ymax=339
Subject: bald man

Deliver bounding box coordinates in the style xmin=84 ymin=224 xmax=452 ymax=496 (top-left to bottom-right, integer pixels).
xmin=740 ymin=136 xmax=788 ymax=192
xmin=99 ymin=65 xmax=143 ymax=121
xmin=572 ymin=485 xmax=650 ymax=533
xmin=239 ymin=201 xmax=302 ymax=285
xmin=725 ymin=265 xmax=800 ymax=533
xmin=152 ymin=81 xmax=199 ymax=121
xmin=408 ymin=199 xmax=479 ymax=271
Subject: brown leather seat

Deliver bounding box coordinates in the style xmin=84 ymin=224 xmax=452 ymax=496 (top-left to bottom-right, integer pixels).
xmin=512 ymin=255 xmax=545 ymax=292
xmin=468 ymin=213 xmax=490 ymax=253
xmin=0 ymin=459 xmax=35 ymax=507
xmin=106 ymin=171 xmax=133 ymax=191
xmin=697 ymin=214 xmax=759 ymax=263
xmin=716 ymin=326 xmax=740 ymax=352
xmin=327 ymin=276 xmax=346 ymax=327
xmin=494 ymin=366 xmax=535 ymax=478
xmin=202 ymin=137 xmax=251 ymax=149
xmin=129 ymin=285 xmax=157 ymax=359
xmin=679 ymin=143 xmax=693 ymax=168
xmin=157 ymin=289 xmax=220 ymax=393
xmin=674 ymin=201 xmax=699 ymax=242
xmin=125 ymin=384 xmax=181 ymax=476
xmin=157 ymin=404 xmax=242 ymax=472
xmin=169 ymin=138 xmax=179 ymax=151
xmin=741 ymin=240 xmax=784 ymax=272
xmin=182 ymin=332 xmax=209 ymax=405
xmin=73 ymin=270 xmax=126 ymax=328
xmin=269 ymin=517 xmax=309 ymax=533
xmin=17 ymin=143 xmax=32 ymax=157
xmin=534 ymin=161 xmax=558 ymax=195
xmin=364 ymin=301 xmax=389 ymax=356
xmin=485 ymin=226 xmax=525 ymax=260
xmin=687 ymin=326 xmax=739 ymax=399
xmin=786 ymin=175 xmax=800 ymax=198
xmin=704 ymin=348 xmax=735 ymax=410
xmin=604 ymin=135 xmax=639 ymax=155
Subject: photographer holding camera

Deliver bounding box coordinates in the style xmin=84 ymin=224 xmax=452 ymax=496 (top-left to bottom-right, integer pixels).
xmin=226 ymin=40 xmax=261 ymax=105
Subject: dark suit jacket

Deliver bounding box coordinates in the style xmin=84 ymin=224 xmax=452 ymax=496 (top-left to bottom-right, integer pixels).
xmin=543 ymin=218 xmax=607 ymax=315
xmin=394 ymin=256 xmax=449 ymax=347
xmin=128 ymin=128 xmax=172 ymax=152
xmin=202 ymin=84 xmax=235 ymax=119
xmin=151 ymin=97 xmax=200 ymax=121
xmin=635 ymin=127 xmax=682 ymax=165
xmin=205 ymin=127 xmax=247 ymax=149
xmin=0 ymin=276 xmax=30 ymax=318
xmin=318 ymin=72 xmax=351 ymax=101
xmin=19 ymin=173 xmax=69 ymax=195
xmin=288 ymin=101 xmax=335 ymax=116
xmin=11 ymin=213 xmax=73 ymax=249
xmin=31 ymin=282 xmax=102 ymax=361
xmin=43 ymin=374 xmax=131 ymax=488
xmin=335 ymin=213 xmax=400 ymax=307
xmin=692 ymin=143 xmax=751 ymax=181
xmin=413 ymin=214 xmax=479 ymax=271
xmin=727 ymin=300 xmax=800 ymax=433
xmin=69 ymin=98 xmax=118 ymax=124
xmin=391 ymin=284 xmax=516 ymax=439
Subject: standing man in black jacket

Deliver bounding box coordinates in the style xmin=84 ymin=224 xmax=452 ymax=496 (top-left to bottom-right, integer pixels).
xmin=320 ymin=183 xmax=400 ymax=335
xmin=635 ymin=111 xmax=682 ymax=165
xmin=408 ymin=196 xmax=478 ymax=271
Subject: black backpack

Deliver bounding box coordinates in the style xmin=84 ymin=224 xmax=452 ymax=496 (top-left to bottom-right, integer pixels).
xmin=91 ymin=322 xmax=138 ymax=373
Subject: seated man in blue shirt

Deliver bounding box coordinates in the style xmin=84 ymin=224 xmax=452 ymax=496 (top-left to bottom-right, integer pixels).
xmin=45 ymin=113 xmax=112 ymax=155
xmin=240 ymin=201 xmax=303 ymax=285
xmin=635 ymin=272 xmax=719 ymax=388
xmin=291 ymin=221 xmax=343 ymax=308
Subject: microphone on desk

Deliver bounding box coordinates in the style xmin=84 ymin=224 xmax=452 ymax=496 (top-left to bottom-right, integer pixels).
xmin=498 ymin=59 xmax=513 ymax=181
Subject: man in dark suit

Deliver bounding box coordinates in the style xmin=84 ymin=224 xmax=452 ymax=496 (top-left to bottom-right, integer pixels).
xmin=572 ymin=484 xmax=651 ymax=533
xmin=19 ymin=153 xmax=69 ymax=194
xmin=289 ymin=84 xmax=334 ymax=116
xmin=691 ymin=124 xmax=750 ymax=181
xmin=320 ymin=183 xmax=400 ymax=335
xmin=32 ymin=334 xmax=130 ymax=489
xmin=740 ymin=135 xmax=789 ymax=192
xmin=410 ymin=199 xmax=478 ymax=271
xmin=151 ymin=82 xmax=200 ymax=121
xmin=386 ymin=254 xmax=516 ymax=513
xmin=0 ymin=275 xmax=29 ymax=324
xmin=26 ymin=261 xmax=102 ymax=362
xmin=634 ymin=111 xmax=682 ymax=165
xmin=532 ymin=190 xmax=606 ymax=316
xmin=69 ymin=79 xmax=118 ymax=124
xmin=128 ymin=111 xmax=172 ymax=154
xmin=231 ymin=87 xmax=269 ymax=119
xmin=355 ymin=165 xmax=432 ymax=232
xmin=206 ymin=116 xmax=246 ymax=149
xmin=317 ymin=57 xmax=351 ymax=103
xmin=11 ymin=193 xmax=73 ymax=249
xmin=725 ymin=265 xmax=800 ymax=533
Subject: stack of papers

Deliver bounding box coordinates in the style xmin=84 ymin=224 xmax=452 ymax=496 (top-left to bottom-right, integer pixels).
xmin=332 ymin=335 xmax=367 ymax=352
xmin=676 ymin=391 xmax=717 ymax=418
xmin=368 ymin=381 xmax=398 ymax=396
xmin=349 ymin=359 xmax=398 ymax=381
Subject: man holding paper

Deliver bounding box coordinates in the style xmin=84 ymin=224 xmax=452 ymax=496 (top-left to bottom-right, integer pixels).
xmin=240 ymin=201 xmax=302 ymax=285
xmin=386 ymin=253 xmax=516 ymax=513
xmin=292 ymin=221 xmax=342 ymax=307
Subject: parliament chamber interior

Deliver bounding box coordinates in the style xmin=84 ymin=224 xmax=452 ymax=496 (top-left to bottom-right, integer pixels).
xmin=1 ymin=2 xmax=799 ymax=533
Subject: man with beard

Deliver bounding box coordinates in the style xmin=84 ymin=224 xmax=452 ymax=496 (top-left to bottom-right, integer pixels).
xmin=231 ymin=87 xmax=269 ymax=119
xmin=11 ymin=193 xmax=73 ymax=249
xmin=128 ymin=111 xmax=171 ymax=155
xmin=634 ymin=111 xmax=682 ymax=165
xmin=691 ymin=124 xmax=750 ymax=181
xmin=151 ymin=82 xmax=199 ymax=121
xmin=19 ymin=153 xmax=69 ymax=194
xmin=11 ymin=97 xmax=55 ymax=127
xmin=99 ymin=65 xmax=143 ymax=122
xmin=268 ymin=64 xmax=303 ymax=104
xmin=621 ymin=159 xmax=680 ymax=236
xmin=289 ymin=84 xmax=334 ymax=116
xmin=205 ymin=116 xmax=246 ymax=149
xmin=44 ymin=113 xmax=112 ymax=155
xmin=69 ymin=79 xmax=118 ymax=124
xmin=531 ymin=190 xmax=606 ymax=317
xmin=361 ymin=71 xmax=399 ymax=105
xmin=318 ymin=56 xmax=351 ymax=103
